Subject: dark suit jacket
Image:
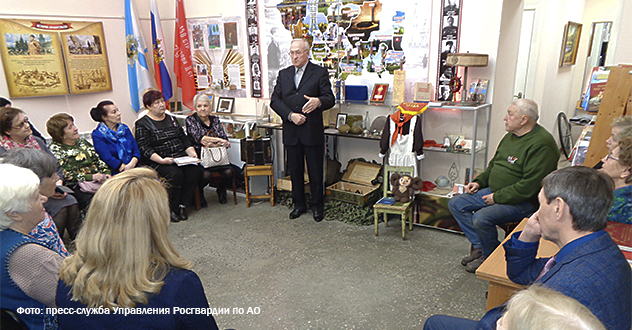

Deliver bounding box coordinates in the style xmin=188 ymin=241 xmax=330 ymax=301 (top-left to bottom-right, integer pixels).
xmin=270 ymin=61 xmax=335 ymax=146
xmin=477 ymin=230 xmax=632 ymax=330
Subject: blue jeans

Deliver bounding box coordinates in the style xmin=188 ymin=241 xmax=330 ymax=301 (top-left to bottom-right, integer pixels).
xmin=448 ymin=188 xmax=536 ymax=257
xmin=423 ymin=315 xmax=478 ymax=330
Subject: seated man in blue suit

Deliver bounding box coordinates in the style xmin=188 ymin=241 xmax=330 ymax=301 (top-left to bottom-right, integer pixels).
xmin=424 ymin=166 xmax=631 ymax=330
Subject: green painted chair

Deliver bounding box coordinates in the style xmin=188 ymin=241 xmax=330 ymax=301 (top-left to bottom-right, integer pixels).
xmin=373 ymin=164 xmax=416 ymax=240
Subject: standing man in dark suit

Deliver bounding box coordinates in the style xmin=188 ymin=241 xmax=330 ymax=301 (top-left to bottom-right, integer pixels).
xmin=424 ymin=166 xmax=631 ymax=330
xmin=271 ymin=38 xmax=335 ymax=222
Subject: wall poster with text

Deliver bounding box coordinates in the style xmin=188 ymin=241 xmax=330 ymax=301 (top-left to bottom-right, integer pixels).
xmin=0 ymin=19 xmax=112 ymax=98
xmin=187 ymin=17 xmax=247 ymax=98
xmin=60 ymin=22 xmax=112 ymax=94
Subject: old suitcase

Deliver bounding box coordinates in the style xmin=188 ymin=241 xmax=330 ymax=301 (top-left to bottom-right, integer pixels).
xmin=240 ymin=137 xmax=272 ymax=165
xmin=325 ymin=161 xmax=381 ymax=207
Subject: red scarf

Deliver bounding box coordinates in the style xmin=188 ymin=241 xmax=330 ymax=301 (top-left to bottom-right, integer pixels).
xmin=389 ymin=102 xmax=428 ymax=146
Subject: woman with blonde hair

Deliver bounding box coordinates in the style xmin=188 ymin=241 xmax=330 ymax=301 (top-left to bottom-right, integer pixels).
xmin=497 ymin=285 xmax=606 ymax=330
xmin=56 ymin=168 xmax=218 ymax=329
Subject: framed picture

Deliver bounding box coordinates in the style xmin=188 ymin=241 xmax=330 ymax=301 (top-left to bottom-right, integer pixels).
xmin=336 ymin=113 xmax=347 ymax=129
xmin=559 ymin=21 xmax=582 ymax=67
xmin=370 ymin=83 xmax=389 ymax=103
xmin=216 ymin=97 xmax=234 ymax=113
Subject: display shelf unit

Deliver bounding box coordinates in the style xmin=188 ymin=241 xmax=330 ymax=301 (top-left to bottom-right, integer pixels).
xmin=424 ymin=103 xmax=492 ymax=184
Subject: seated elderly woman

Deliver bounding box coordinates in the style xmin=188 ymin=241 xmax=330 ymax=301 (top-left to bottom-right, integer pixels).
xmin=185 ymin=94 xmax=234 ymax=206
xmin=56 ymin=168 xmax=219 ymax=329
xmin=90 ymin=100 xmax=140 ymax=174
xmin=1 ymin=107 xmax=81 ymax=240
xmin=135 ymin=90 xmax=202 ymax=222
xmin=0 ymin=164 xmax=62 ymax=329
xmin=47 ymin=113 xmax=111 ymax=211
xmin=595 ymin=114 xmax=632 ymax=169
xmin=600 ymin=136 xmax=632 ymax=223
xmin=2 ymin=148 xmax=72 ymax=256
xmin=497 ymin=285 xmax=606 ymax=330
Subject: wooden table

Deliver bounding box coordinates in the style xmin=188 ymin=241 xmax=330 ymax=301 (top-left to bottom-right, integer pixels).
xmin=475 ymin=218 xmax=559 ymax=311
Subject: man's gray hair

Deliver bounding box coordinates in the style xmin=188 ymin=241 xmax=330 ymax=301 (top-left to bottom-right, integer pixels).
xmin=1 ymin=148 xmax=57 ymax=182
xmin=541 ymin=166 xmax=613 ymax=232
xmin=512 ymin=99 xmax=539 ymax=122
xmin=291 ymin=38 xmax=310 ymax=51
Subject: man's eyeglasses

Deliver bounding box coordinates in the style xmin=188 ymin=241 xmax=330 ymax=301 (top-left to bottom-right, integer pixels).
xmin=606 ymin=153 xmax=619 ymax=162
xmin=12 ymin=117 xmax=29 ymax=129
xmin=289 ymin=50 xmax=306 ymax=56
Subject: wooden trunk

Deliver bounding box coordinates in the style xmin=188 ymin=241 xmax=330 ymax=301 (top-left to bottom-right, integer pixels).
xmin=326 ymin=161 xmax=381 ymax=207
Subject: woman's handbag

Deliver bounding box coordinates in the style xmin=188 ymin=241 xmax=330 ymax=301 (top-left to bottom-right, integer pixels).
xmin=201 ymin=146 xmax=229 ymax=168
xmin=200 ymin=130 xmax=230 ymax=168
xmin=77 ymin=180 xmax=103 ymax=194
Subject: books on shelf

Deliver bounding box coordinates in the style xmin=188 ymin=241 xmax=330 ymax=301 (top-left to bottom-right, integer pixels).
xmin=467 ymin=79 xmax=489 ymax=104
xmin=414 ymin=82 xmax=432 ymax=102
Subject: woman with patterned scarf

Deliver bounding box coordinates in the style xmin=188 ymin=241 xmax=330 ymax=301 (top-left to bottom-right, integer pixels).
xmin=0 ymin=107 xmax=81 ymax=240
xmin=90 ymin=100 xmax=140 ymax=174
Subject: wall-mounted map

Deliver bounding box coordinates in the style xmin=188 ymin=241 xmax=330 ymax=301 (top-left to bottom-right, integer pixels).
xmin=264 ymin=0 xmax=431 ymax=102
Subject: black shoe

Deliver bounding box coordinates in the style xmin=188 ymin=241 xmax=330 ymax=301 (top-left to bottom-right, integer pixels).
xmin=461 ymin=248 xmax=483 ymax=266
xmin=170 ymin=211 xmax=181 ymax=223
xmin=289 ymin=208 xmax=306 ymax=219
xmin=217 ymin=188 xmax=227 ymax=204
xmin=179 ymin=205 xmax=188 ymax=221
xmin=313 ymin=209 xmax=324 ymax=222
xmin=465 ymin=256 xmax=486 ymax=273
xmin=200 ymin=197 xmax=208 ymax=208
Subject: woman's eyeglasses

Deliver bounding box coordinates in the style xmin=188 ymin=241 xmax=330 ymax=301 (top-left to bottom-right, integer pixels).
xmin=605 ymin=153 xmax=619 ymax=162
xmin=12 ymin=118 xmax=29 ymax=129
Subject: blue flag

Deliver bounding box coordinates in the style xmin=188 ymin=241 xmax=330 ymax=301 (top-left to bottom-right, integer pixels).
xmin=125 ymin=0 xmax=154 ymax=112
xmin=150 ymin=0 xmax=173 ymax=102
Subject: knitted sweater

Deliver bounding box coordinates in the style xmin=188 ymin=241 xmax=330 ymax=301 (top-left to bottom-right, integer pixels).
xmin=474 ymin=124 xmax=559 ymax=205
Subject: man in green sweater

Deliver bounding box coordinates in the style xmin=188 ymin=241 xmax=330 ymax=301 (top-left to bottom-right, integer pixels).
xmin=449 ymin=99 xmax=559 ymax=272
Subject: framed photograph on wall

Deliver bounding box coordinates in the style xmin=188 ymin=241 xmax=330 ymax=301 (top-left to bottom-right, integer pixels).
xmin=559 ymin=21 xmax=582 ymax=67
xmin=336 ymin=113 xmax=347 ymax=129
xmin=216 ymin=97 xmax=234 ymax=113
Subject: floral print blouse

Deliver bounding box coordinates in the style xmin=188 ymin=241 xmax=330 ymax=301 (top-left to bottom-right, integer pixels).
xmin=48 ymin=138 xmax=110 ymax=184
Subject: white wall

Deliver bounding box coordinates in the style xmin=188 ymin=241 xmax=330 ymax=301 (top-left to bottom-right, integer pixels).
xmin=2 ymin=0 xmax=629 ymax=180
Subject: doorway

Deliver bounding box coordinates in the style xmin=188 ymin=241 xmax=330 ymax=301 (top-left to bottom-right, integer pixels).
xmin=513 ymin=9 xmax=535 ymax=99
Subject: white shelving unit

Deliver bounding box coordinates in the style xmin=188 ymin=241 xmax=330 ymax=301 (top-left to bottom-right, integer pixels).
xmin=423 ymin=103 xmax=492 ymax=184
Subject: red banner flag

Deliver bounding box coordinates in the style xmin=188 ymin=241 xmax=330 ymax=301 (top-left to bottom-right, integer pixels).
xmin=174 ymin=0 xmax=196 ymax=110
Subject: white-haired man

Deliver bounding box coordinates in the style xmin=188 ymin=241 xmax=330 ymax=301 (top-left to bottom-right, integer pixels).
xmin=449 ymin=99 xmax=559 ymax=272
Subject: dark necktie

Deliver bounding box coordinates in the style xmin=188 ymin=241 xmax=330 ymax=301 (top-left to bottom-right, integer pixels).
xmin=295 ymin=68 xmax=302 ymax=89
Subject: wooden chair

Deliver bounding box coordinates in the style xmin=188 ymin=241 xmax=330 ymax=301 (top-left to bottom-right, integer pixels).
xmin=372 ymin=164 xmax=416 ymax=240
xmin=193 ymin=170 xmax=238 ymax=210
xmin=244 ymin=164 xmax=274 ymax=207
xmin=209 ymin=170 xmax=238 ymax=205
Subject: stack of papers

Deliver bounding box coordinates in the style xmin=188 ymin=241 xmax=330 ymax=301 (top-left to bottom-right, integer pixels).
xmin=174 ymin=157 xmax=200 ymax=166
